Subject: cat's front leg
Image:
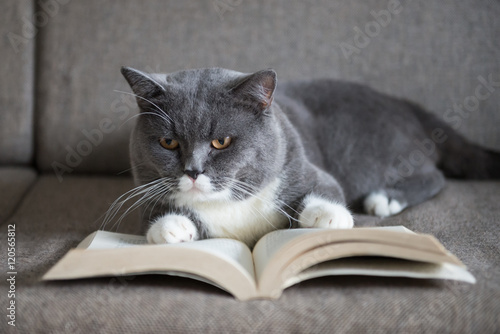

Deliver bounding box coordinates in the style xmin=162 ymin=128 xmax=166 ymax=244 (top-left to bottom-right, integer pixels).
xmin=146 ymin=214 xmax=199 ymax=244
xmin=298 ymin=195 xmax=354 ymax=229
xmin=296 ymin=167 xmax=353 ymax=230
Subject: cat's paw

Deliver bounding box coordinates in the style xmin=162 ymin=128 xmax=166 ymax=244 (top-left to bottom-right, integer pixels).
xmin=298 ymin=195 xmax=354 ymax=229
xmin=147 ymin=214 xmax=199 ymax=244
xmin=363 ymin=192 xmax=406 ymax=217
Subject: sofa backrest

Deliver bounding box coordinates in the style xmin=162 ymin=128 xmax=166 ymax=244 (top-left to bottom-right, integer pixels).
xmin=3 ymin=1 xmax=500 ymax=177
xmin=0 ymin=0 xmax=35 ymax=165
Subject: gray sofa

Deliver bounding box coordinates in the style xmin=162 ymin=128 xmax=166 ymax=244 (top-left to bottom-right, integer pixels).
xmin=1 ymin=1 xmax=499 ymax=333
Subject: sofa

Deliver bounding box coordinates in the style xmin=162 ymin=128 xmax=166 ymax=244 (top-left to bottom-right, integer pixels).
xmin=1 ymin=1 xmax=499 ymax=332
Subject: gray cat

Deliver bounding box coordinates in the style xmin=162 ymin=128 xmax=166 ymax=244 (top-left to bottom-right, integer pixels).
xmin=120 ymin=67 xmax=500 ymax=247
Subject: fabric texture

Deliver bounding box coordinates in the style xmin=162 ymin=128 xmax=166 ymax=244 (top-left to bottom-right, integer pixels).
xmin=0 ymin=167 xmax=37 ymax=223
xmin=35 ymin=0 xmax=500 ymax=174
xmin=0 ymin=0 xmax=34 ymax=164
xmin=0 ymin=176 xmax=499 ymax=333
xmin=1 ymin=1 xmax=500 ymax=333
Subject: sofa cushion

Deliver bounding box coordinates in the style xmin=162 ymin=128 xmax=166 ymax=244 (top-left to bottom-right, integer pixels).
xmin=0 ymin=167 xmax=37 ymax=223
xmin=1 ymin=175 xmax=499 ymax=332
xmin=0 ymin=0 xmax=34 ymax=164
xmin=35 ymin=1 xmax=500 ymax=175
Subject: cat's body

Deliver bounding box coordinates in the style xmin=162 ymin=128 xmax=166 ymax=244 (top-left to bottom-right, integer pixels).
xmin=276 ymin=80 xmax=454 ymax=213
xmin=120 ymin=67 xmax=500 ymax=247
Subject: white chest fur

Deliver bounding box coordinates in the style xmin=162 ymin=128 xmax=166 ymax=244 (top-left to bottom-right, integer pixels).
xmin=187 ymin=178 xmax=288 ymax=246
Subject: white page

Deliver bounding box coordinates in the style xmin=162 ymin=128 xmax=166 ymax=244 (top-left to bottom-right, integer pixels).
xmin=82 ymin=231 xmax=147 ymax=249
xmin=80 ymin=231 xmax=255 ymax=282
xmin=173 ymin=238 xmax=255 ymax=282
xmin=253 ymin=226 xmax=411 ymax=279
xmin=283 ymin=257 xmax=476 ymax=288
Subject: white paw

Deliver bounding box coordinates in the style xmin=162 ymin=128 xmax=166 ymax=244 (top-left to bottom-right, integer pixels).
xmin=146 ymin=214 xmax=199 ymax=244
xmin=298 ymin=195 xmax=354 ymax=229
xmin=364 ymin=192 xmax=406 ymax=217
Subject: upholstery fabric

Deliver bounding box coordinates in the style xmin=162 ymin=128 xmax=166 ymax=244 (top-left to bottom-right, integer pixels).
xmin=35 ymin=0 xmax=500 ymax=174
xmin=0 ymin=167 xmax=37 ymax=223
xmin=0 ymin=0 xmax=34 ymax=164
xmin=1 ymin=176 xmax=499 ymax=333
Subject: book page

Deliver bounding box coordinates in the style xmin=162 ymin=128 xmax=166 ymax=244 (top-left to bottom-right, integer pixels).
xmin=253 ymin=226 xmax=412 ymax=280
xmin=80 ymin=231 xmax=255 ymax=281
xmin=253 ymin=226 xmax=468 ymax=298
xmin=173 ymin=238 xmax=256 ymax=282
xmin=282 ymin=257 xmax=476 ymax=289
xmin=81 ymin=231 xmax=147 ymax=249
xmin=44 ymin=231 xmax=257 ymax=300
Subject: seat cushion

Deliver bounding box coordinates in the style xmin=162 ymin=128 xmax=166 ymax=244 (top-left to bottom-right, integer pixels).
xmin=1 ymin=175 xmax=499 ymax=332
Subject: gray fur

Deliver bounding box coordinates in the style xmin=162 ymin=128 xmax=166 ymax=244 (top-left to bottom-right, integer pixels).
xmin=121 ymin=67 xmax=500 ymax=239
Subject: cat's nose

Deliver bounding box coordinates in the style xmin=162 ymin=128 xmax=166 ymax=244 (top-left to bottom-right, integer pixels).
xmin=185 ymin=169 xmax=203 ymax=180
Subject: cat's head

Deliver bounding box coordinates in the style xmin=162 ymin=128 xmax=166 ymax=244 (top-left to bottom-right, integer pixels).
xmin=121 ymin=67 xmax=285 ymax=206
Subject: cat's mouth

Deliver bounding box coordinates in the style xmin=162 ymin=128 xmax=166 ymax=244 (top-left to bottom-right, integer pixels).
xmin=178 ymin=174 xmax=212 ymax=193
xmin=173 ymin=174 xmax=232 ymax=206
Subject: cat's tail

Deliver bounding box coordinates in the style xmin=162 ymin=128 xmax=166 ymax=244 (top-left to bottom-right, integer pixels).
xmin=408 ymin=101 xmax=500 ymax=179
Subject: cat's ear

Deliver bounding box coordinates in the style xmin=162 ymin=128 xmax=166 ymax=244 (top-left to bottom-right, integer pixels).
xmin=231 ymin=69 xmax=277 ymax=114
xmin=120 ymin=66 xmax=166 ymax=100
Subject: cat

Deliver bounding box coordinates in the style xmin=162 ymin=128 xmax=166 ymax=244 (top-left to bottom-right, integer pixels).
xmin=119 ymin=67 xmax=500 ymax=247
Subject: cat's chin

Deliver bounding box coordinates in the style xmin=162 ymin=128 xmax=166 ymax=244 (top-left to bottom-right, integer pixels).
xmin=172 ymin=174 xmax=232 ymax=207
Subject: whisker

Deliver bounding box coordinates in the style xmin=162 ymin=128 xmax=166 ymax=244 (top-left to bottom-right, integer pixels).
xmin=100 ymin=178 xmax=167 ymax=231
xmin=144 ymin=183 xmax=176 ymax=221
xmin=229 ymin=182 xmax=294 ymax=229
xmin=229 ymin=177 xmax=303 ymax=220
xmin=225 ymin=178 xmax=296 ymax=212
xmin=103 ymin=187 xmax=159 ymax=231
xmin=221 ymin=177 xmax=297 ymax=229
xmin=123 ymin=68 xmax=166 ymax=92
xmin=211 ymin=177 xmax=280 ymax=230
xmin=110 ymin=183 xmax=168 ymax=231
xmin=110 ymin=179 xmax=178 ymax=232
xmin=100 ymin=181 xmax=156 ymax=229
xmin=119 ymin=111 xmax=172 ymax=128
xmin=115 ymin=162 xmax=147 ymax=176
xmin=113 ymin=90 xmax=173 ymax=124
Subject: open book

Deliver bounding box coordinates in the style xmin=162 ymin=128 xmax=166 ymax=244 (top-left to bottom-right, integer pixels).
xmin=43 ymin=226 xmax=475 ymax=300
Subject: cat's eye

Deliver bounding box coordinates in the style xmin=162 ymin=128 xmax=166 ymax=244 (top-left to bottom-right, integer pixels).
xmin=159 ymin=138 xmax=179 ymax=150
xmin=211 ymin=137 xmax=232 ymax=150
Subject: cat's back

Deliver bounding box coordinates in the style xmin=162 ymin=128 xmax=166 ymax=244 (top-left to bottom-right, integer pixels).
xmin=276 ymin=78 xmax=426 ymax=139
xmin=274 ymin=78 xmax=430 ymax=205
xmin=274 ymin=78 xmax=424 ymax=151
xmin=276 ymin=78 xmax=406 ymax=118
